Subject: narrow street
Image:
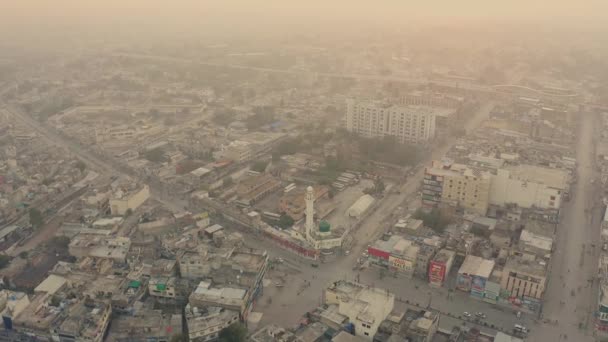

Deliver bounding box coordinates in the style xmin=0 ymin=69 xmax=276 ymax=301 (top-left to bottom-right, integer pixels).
xmin=528 ymin=112 xmax=601 ymax=341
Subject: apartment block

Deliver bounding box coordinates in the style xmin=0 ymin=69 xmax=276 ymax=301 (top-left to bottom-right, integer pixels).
xmin=345 ymin=99 xmax=436 ymax=144
xmin=423 ymin=160 xmax=491 ymax=215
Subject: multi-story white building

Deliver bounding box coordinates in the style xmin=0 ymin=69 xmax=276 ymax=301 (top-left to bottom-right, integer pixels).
xmin=109 ymin=184 xmax=150 ymax=216
xmin=345 ymin=99 xmax=436 ymax=144
xmin=489 ymin=165 xmax=568 ymax=210
xmin=324 ymin=281 xmax=395 ymax=340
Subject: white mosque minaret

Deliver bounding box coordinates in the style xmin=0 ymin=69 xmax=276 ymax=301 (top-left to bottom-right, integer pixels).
xmin=305 ymin=186 xmax=314 ymax=242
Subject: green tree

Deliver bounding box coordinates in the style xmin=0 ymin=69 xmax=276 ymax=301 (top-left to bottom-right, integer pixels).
xmin=223 ymin=177 xmax=234 ymax=187
xmin=0 ymin=255 xmax=11 ymax=269
xmin=374 ymin=179 xmax=385 ymax=193
xmin=29 ymin=208 xmax=44 ymax=228
xmin=212 ymin=108 xmax=237 ymax=127
xmin=50 ymin=236 xmax=71 ymax=249
xmin=251 ymin=160 xmax=269 ymax=173
xmin=144 ymin=148 xmax=166 ymax=163
xmin=272 ymin=137 xmax=301 ymax=157
xmin=18 ymin=251 xmax=28 ymax=259
xmin=277 ymin=214 xmax=295 ymax=229
xmin=74 ymin=160 xmax=86 ymax=173
xmin=246 ymin=106 xmax=276 ymax=130
xmin=357 ymin=136 xmax=419 ymax=166
xmin=219 ymin=323 xmax=248 ymax=342
xmin=413 ymin=208 xmax=451 ymax=234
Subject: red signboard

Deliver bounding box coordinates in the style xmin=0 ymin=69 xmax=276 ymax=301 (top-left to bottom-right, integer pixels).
xmin=428 ymin=261 xmax=446 ymax=283
xmin=368 ymin=247 xmax=390 ymax=260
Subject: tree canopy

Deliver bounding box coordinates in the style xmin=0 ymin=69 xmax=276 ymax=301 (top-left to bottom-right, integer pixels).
xmin=0 ymin=255 xmax=11 ymax=269
xmin=413 ymin=208 xmax=452 ymax=234
xmin=219 ymin=323 xmax=248 ymax=342
xmin=251 ymin=160 xmax=269 ymax=173
xmin=246 ymin=106 xmax=275 ymax=130
xmin=357 ymin=136 xmax=419 ymax=166
xmin=29 ymin=208 xmax=44 ymax=228
xmin=144 ymin=148 xmax=167 ymax=163
xmin=212 ymin=108 xmax=237 ymax=127
xmin=277 ymin=214 xmax=295 ymax=229
xmin=74 ymin=160 xmax=86 ymax=173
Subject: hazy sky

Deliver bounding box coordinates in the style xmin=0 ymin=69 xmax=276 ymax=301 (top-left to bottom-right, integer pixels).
xmin=2 ymin=1 xmax=608 ymax=38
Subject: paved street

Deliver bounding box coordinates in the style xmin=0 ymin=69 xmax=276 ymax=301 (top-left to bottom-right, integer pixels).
xmin=4 ymin=99 xmax=525 ymax=335
xmin=528 ymin=112 xmax=601 ymax=342
xmin=253 ymin=103 xmax=528 ymax=331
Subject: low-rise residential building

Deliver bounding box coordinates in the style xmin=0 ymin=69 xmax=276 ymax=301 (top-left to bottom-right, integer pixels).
xmin=517 ymin=229 xmax=553 ymax=258
xmin=251 ymin=324 xmax=303 ymax=342
xmin=109 ymin=184 xmax=150 ymax=215
xmin=455 ymin=255 xmax=495 ymax=298
xmin=415 ymin=244 xmax=437 ymax=280
xmin=12 ymin=294 xmax=61 ymax=339
xmin=178 ymin=247 xmax=268 ymax=308
xmin=501 ymin=254 xmax=547 ymax=310
xmin=185 ymin=305 xmax=240 ymax=342
xmin=11 ymin=291 xmax=112 ymax=342
xmin=0 ymin=290 xmax=30 ymax=328
xmin=54 ymin=300 xmax=112 ymax=342
xmin=189 ymin=282 xmax=247 ymax=318
xmin=68 ymin=235 xmax=132 ymax=263
xmin=375 ymin=309 xmax=439 ymax=342
xmin=368 ymin=235 xmax=419 ymax=278
xmin=106 ymin=301 xmax=182 ymax=342
xmin=597 ymin=281 xmax=608 ymax=333
xmin=148 ymin=277 xmax=179 ymax=299
xmin=324 ymin=281 xmax=395 ymax=340
xmin=222 ymin=141 xmax=252 ymax=162
xmin=405 ymin=310 xmax=440 ymax=342
xmin=236 ymin=174 xmax=281 ymax=206
xmin=597 ymin=255 xmax=608 ymax=334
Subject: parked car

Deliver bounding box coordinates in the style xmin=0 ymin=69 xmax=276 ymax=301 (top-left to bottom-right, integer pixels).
xmin=476 ymin=312 xmax=487 ymax=319
xmin=463 ymin=312 xmax=472 ymax=318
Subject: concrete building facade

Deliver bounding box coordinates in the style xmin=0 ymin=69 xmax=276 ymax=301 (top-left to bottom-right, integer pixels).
xmin=324 ymin=281 xmax=395 ymax=341
xmin=345 ymin=100 xmax=436 ymax=144
xmin=501 ymin=255 xmax=547 ymax=302
xmin=489 ymin=165 xmax=568 ymax=210
xmin=109 ymin=184 xmax=150 ymax=216
xmin=423 ymin=160 xmax=490 ymax=215
xmin=428 ymin=249 xmax=455 ymax=288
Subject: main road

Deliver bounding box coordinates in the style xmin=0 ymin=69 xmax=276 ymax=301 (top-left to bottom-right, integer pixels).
xmin=1 ymin=105 xmax=186 ymax=213
xmin=528 ymin=112 xmax=602 ymax=341
xmin=4 ymin=99 xmax=510 ymax=332
xmin=255 ymin=103 xmax=506 ymax=327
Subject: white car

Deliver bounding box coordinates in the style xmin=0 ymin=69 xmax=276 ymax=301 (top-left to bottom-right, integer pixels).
xmin=463 ymin=312 xmax=472 ymax=318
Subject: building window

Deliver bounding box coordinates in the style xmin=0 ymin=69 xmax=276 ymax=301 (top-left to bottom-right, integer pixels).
xmin=364 ymin=333 xmax=369 ymax=336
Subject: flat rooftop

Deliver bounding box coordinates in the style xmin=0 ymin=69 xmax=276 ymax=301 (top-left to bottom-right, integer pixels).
xmin=505 ymin=255 xmax=547 ymax=277
xmin=458 ymin=255 xmax=495 ymax=278
xmin=433 ymin=249 xmax=455 ymax=263
xmin=504 ymin=164 xmax=568 ymax=190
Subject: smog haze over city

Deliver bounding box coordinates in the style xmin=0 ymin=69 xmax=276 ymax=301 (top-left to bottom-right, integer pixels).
xmin=1 ymin=1 xmax=608 ymax=342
